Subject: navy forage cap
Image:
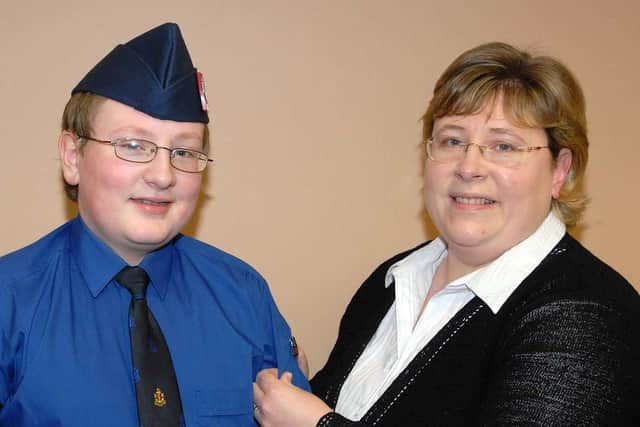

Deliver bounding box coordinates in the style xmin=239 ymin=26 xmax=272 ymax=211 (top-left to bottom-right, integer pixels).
xmin=72 ymin=23 xmax=209 ymax=123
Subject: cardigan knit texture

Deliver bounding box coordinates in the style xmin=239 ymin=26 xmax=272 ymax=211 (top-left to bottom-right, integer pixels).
xmin=311 ymin=234 xmax=640 ymax=426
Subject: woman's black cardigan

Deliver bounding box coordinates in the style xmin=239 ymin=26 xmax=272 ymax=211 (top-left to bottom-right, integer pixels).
xmin=311 ymin=234 xmax=640 ymax=426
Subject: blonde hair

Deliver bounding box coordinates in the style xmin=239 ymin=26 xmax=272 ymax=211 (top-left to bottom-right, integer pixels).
xmin=422 ymin=42 xmax=588 ymax=226
xmin=60 ymin=92 xmax=210 ymax=201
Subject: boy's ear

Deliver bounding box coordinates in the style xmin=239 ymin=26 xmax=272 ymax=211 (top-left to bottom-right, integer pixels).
xmin=59 ymin=131 xmax=81 ymax=186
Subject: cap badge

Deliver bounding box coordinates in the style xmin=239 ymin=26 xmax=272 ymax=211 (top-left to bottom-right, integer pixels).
xmin=197 ymin=71 xmax=208 ymax=112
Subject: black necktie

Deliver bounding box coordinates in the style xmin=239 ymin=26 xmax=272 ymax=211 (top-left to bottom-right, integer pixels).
xmin=116 ymin=266 xmax=183 ymax=427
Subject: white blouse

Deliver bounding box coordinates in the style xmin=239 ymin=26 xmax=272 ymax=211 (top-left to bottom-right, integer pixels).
xmin=335 ymin=212 xmax=566 ymax=420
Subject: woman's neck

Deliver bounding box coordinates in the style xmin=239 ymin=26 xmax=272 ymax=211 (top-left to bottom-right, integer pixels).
xmin=415 ymin=252 xmax=488 ymax=329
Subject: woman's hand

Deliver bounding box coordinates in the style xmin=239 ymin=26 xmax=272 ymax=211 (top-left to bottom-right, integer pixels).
xmin=253 ymin=368 xmax=332 ymax=427
xmin=296 ymin=340 xmax=310 ymax=378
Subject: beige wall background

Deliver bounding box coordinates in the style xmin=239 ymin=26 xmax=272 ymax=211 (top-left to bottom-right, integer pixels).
xmin=1 ymin=0 xmax=639 ymax=375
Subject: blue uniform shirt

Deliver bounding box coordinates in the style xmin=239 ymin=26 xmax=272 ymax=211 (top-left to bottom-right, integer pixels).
xmin=0 ymin=216 xmax=309 ymax=426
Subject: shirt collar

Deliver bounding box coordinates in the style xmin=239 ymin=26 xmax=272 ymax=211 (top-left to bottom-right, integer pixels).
xmin=138 ymin=240 xmax=173 ymax=299
xmin=467 ymin=212 xmax=565 ymax=313
xmin=70 ymin=216 xmax=174 ymax=299
xmin=383 ymin=212 xmax=566 ymax=313
xmin=384 ymin=238 xmax=447 ymax=288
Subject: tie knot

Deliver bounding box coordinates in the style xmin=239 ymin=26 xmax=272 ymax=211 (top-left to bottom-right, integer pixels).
xmin=115 ymin=266 xmax=150 ymax=297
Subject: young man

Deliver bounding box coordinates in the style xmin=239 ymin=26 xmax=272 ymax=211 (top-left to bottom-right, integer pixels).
xmin=0 ymin=23 xmax=308 ymax=426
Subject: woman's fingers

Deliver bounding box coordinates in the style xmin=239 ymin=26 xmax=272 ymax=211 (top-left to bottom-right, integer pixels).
xmin=296 ymin=344 xmax=310 ymax=378
xmin=280 ymin=371 xmax=293 ymax=384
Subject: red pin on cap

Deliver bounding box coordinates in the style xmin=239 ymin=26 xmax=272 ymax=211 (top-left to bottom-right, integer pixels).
xmin=197 ymin=71 xmax=208 ymax=112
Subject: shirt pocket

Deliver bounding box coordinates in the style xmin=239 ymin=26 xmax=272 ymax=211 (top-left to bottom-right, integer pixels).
xmin=196 ymin=386 xmax=255 ymax=426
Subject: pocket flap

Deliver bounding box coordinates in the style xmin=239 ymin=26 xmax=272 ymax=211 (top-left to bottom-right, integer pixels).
xmin=197 ymin=386 xmax=253 ymax=416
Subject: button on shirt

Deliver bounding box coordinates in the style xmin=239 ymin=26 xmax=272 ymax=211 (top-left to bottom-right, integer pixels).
xmin=0 ymin=216 xmax=309 ymax=426
xmin=335 ymin=212 xmax=566 ymax=420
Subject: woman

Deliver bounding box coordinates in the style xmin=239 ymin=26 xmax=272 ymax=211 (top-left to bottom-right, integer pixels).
xmin=252 ymin=42 xmax=640 ymax=426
